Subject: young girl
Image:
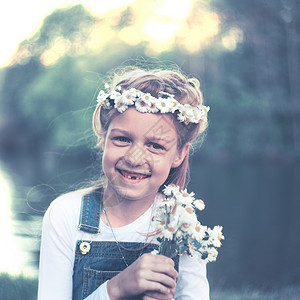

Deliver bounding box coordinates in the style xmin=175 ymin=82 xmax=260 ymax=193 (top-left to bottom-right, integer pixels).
xmin=38 ymin=68 xmax=211 ymax=300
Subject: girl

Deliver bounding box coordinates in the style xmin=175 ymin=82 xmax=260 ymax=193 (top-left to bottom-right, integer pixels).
xmin=38 ymin=68 xmax=211 ymax=300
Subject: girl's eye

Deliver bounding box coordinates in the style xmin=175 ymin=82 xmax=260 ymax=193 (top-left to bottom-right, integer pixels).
xmin=118 ymin=136 xmax=130 ymax=142
xmin=149 ymin=143 xmax=165 ymax=151
xmin=113 ymin=136 xmax=131 ymax=144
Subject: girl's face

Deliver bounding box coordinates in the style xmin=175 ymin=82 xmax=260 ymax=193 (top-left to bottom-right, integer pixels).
xmin=102 ymin=108 xmax=188 ymax=204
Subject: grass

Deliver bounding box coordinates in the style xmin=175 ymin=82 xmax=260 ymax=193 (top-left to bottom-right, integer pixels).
xmin=0 ymin=273 xmax=300 ymax=300
xmin=0 ymin=273 xmax=38 ymax=300
xmin=211 ymin=286 xmax=300 ymax=300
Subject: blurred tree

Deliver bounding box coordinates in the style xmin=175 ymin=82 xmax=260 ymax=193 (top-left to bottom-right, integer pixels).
xmin=12 ymin=5 xmax=97 ymax=66
xmin=198 ymin=0 xmax=300 ymax=159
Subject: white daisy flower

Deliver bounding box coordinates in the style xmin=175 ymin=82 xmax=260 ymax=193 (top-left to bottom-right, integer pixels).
xmin=121 ymin=90 xmax=135 ymax=105
xmin=128 ymin=88 xmax=141 ymax=99
xmin=157 ymin=98 xmax=172 ymax=113
xmin=190 ymin=105 xmax=205 ymax=123
xmin=132 ymin=88 xmax=142 ymax=99
xmin=192 ymin=225 xmax=207 ymax=243
xmin=135 ymin=99 xmax=150 ymax=113
xmin=140 ymin=92 xmax=153 ymax=102
xmin=194 ymin=199 xmax=205 ymax=211
xmin=199 ymin=247 xmax=218 ymax=263
xmin=114 ymin=99 xmax=128 ymax=113
xmin=99 ymin=98 xmax=110 ymax=109
xmin=147 ymin=98 xmax=159 ymax=113
xmin=163 ymin=184 xmax=180 ymax=197
xmin=169 ymin=99 xmax=180 ymax=113
xmin=177 ymin=109 xmax=189 ymax=123
xmin=177 ymin=104 xmax=196 ymax=124
xmin=176 ymin=205 xmax=197 ymax=227
xmin=97 ymin=90 xmax=107 ymax=101
xmin=191 ymin=221 xmax=203 ymax=240
xmin=211 ymin=226 xmax=224 ymax=247
xmin=110 ymin=90 xmax=122 ymax=101
xmin=176 ymin=189 xmax=195 ymax=206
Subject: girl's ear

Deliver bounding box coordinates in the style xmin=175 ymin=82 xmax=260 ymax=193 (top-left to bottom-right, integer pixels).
xmin=172 ymin=143 xmax=190 ymax=168
xmin=100 ymin=139 xmax=105 ymax=150
xmin=99 ymin=134 xmax=107 ymax=150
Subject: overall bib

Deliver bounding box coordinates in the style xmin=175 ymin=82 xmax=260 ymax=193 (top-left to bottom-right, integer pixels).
xmin=72 ymin=189 xmax=179 ymax=300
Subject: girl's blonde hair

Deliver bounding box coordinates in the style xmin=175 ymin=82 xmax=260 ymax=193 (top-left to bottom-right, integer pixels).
xmin=93 ymin=69 xmax=207 ymax=190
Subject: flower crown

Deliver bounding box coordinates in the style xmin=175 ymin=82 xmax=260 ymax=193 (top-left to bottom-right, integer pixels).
xmin=97 ymin=85 xmax=210 ymax=125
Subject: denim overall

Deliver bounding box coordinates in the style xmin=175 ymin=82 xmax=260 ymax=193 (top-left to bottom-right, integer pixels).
xmin=72 ymin=189 xmax=179 ymax=300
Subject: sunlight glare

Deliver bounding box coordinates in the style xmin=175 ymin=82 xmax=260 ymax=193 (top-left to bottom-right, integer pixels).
xmin=155 ymin=0 xmax=193 ymax=18
xmin=178 ymin=11 xmax=220 ymax=53
xmin=144 ymin=20 xmax=179 ymax=42
xmin=87 ymin=24 xmax=117 ymax=51
xmin=0 ymin=0 xmax=135 ymax=67
xmin=81 ymin=0 xmax=135 ymax=14
xmin=1 ymin=0 xmax=225 ymax=66
xmin=40 ymin=37 xmax=71 ymax=66
xmin=119 ymin=26 xmax=142 ymax=46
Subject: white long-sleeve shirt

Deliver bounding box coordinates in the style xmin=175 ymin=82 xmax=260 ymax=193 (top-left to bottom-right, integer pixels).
xmin=38 ymin=190 xmax=210 ymax=299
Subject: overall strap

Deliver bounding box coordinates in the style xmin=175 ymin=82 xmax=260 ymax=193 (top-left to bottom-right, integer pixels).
xmin=77 ymin=188 xmax=103 ymax=234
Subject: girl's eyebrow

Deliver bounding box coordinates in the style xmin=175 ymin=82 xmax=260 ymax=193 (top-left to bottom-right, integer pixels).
xmin=110 ymin=128 xmax=131 ymax=135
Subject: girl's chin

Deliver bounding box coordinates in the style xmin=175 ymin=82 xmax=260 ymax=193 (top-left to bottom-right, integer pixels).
xmin=108 ymin=182 xmax=157 ymax=202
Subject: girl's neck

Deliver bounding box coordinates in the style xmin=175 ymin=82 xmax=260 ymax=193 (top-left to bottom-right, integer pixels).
xmin=102 ymin=185 xmax=157 ymax=227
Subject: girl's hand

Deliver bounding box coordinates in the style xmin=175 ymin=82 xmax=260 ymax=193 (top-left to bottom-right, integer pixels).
xmin=107 ymin=253 xmax=178 ymax=300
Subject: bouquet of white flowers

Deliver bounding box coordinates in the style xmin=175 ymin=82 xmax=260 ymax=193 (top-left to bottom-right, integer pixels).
xmin=153 ymin=184 xmax=224 ymax=263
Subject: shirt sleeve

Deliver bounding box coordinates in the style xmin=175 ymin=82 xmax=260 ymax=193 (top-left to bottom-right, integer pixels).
xmin=174 ymin=253 xmax=210 ymax=300
xmin=38 ymin=198 xmax=75 ymax=300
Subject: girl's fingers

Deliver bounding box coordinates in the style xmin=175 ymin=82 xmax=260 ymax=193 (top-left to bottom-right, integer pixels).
xmin=142 ymin=253 xmax=178 ymax=280
xmin=107 ymin=253 xmax=178 ymax=299
xmin=150 ymin=263 xmax=178 ymax=281
xmin=144 ymin=271 xmax=177 ymax=289
xmin=144 ymin=281 xmax=171 ymax=294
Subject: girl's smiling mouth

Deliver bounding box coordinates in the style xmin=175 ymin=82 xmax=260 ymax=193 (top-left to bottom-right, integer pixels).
xmin=117 ymin=168 xmax=151 ymax=181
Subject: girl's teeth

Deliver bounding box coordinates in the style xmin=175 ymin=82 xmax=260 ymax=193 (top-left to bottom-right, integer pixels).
xmin=122 ymin=172 xmax=144 ymax=180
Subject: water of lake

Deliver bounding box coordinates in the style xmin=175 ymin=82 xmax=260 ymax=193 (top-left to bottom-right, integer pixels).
xmin=0 ymin=166 xmax=39 ymax=277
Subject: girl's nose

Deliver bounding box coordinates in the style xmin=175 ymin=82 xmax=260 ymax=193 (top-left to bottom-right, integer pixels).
xmin=124 ymin=144 xmax=148 ymax=167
